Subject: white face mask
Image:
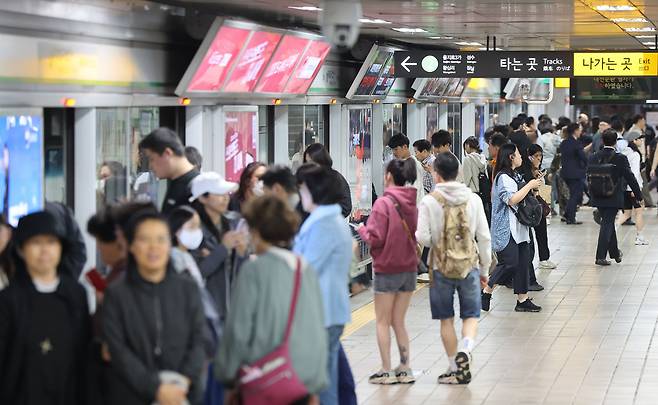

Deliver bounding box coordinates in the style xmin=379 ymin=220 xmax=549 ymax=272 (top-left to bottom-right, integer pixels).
xmin=252 ymin=180 xmax=264 ymax=197
xmin=288 ymin=193 xmax=301 ymax=210
xmin=178 ymin=228 xmax=203 ymax=250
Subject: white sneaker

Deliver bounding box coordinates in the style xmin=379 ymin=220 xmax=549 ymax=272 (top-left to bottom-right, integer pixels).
xmin=417 ymin=273 xmax=431 ymax=283
xmin=538 ymin=260 xmax=557 ymax=270
xmin=369 ymin=370 xmax=397 ymax=385
xmin=635 ymin=236 xmax=649 ymax=246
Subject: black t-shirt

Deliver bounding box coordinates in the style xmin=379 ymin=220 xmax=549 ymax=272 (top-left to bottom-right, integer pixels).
xmin=162 ymin=169 xmax=200 ymax=215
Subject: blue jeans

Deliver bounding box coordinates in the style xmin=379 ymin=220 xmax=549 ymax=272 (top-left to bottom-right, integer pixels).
xmin=320 ymin=325 xmax=344 ymax=405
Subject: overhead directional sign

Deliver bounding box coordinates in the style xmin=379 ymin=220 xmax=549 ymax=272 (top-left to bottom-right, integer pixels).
xmin=394 ymin=51 xmax=658 ymax=78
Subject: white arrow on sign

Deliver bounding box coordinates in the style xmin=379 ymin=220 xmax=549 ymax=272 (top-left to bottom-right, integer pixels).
xmin=401 ymin=56 xmax=417 ymax=72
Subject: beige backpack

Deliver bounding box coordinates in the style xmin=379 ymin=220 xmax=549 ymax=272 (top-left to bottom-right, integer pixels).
xmin=430 ymin=192 xmax=478 ymax=280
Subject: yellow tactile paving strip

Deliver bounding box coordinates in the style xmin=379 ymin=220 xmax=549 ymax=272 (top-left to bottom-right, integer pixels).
xmin=342 ymin=284 xmax=427 ymax=339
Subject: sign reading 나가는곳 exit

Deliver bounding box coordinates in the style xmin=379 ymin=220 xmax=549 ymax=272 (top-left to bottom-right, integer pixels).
xmin=574 ymin=53 xmax=658 ymax=77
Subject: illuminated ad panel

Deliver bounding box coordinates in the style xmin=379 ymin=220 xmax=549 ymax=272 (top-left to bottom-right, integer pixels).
xmin=255 ymin=35 xmax=311 ymax=93
xmin=223 ymin=31 xmax=282 ymax=92
xmin=284 ymin=40 xmax=332 ymax=94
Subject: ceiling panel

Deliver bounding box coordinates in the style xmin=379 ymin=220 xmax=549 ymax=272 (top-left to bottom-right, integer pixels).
xmin=165 ymin=0 xmax=658 ymax=50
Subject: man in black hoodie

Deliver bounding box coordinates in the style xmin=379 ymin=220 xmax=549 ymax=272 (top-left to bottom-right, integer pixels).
xmin=0 ymin=211 xmax=91 ymax=405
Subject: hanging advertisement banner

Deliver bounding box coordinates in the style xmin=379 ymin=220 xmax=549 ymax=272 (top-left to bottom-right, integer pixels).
xmin=224 ymin=110 xmax=258 ymax=183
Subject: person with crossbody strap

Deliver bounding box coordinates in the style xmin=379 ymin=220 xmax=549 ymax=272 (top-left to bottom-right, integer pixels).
xmin=216 ymin=196 xmax=328 ymax=405
xmin=417 ymin=153 xmax=492 ymax=385
xmin=357 ymin=159 xmax=419 ymax=385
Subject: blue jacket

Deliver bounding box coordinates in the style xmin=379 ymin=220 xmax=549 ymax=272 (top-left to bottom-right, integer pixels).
xmin=294 ymin=204 xmax=352 ymax=328
xmin=560 ymin=137 xmax=588 ymax=180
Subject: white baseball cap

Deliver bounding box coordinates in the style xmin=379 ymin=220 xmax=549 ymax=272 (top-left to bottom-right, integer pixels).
xmin=189 ymin=172 xmax=238 ymax=202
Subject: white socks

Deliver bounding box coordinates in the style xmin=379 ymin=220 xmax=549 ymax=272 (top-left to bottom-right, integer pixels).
xmin=449 ymin=356 xmax=458 ymax=372
xmin=460 ymin=337 xmax=475 ymax=353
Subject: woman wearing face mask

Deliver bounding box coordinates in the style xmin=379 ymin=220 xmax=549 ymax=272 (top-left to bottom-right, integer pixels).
xmin=228 ymin=162 xmax=267 ymax=214
xmin=189 ymin=172 xmax=248 ymax=327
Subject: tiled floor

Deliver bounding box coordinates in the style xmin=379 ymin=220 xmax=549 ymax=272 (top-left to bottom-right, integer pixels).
xmin=343 ymin=207 xmax=658 ymax=405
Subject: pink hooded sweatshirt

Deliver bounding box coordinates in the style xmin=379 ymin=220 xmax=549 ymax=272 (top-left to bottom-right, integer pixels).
xmin=358 ymin=186 xmax=418 ymax=274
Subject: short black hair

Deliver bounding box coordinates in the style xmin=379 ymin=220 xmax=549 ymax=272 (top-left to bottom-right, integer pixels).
xmin=114 ymin=201 xmax=159 ymax=238
xmin=489 ymin=132 xmax=508 ymax=148
xmin=167 ymin=205 xmax=196 ymax=246
xmin=262 ymin=165 xmax=297 ymax=193
xmin=538 ymin=114 xmax=551 ymax=124
xmin=602 ymin=128 xmax=618 ymax=147
xmin=493 ymin=124 xmax=511 ymax=137
xmin=139 ymin=127 xmax=185 ymax=156
xmin=296 ymin=163 xmax=340 ymax=205
xmin=633 ymin=114 xmax=645 ymax=125
xmin=510 ymin=117 xmax=524 ymax=131
xmin=611 ymin=118 xmax=624 ymax=132
xmin=388 ymin=132 xmax=410 ymax=149
xmin=538 ymin=121 xmax=554 ymax=134
xmin=303 ymin=143 xmax=333 ymax=168
xmin=87 ymin=209 xmax=117 ymax=243
xmin=412 ymin=139 xmax=432 ymax=153
xmin=524 ymin=116 xmax=535 ymax=127
xmin=433 ymin=152 xmax=460 ymax=181
xmin=431 ymin=130 xmax=452 ymax=148
xmin=386 ymin=159 xmax=417 ymax=186
xmin=123 ymin=210 xmax=168 ymax=247
xmin=185 ymin=146 xmax=203 ymax=170
xmin=565 ymin=123 xmax=581 ymax=137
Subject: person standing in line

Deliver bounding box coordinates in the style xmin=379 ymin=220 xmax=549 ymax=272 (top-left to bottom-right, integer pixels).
xmin=139 ymin=128 xmax=200 ymax=215
xmin=294 ymin=163 xmax=353 ymax=405
xmin=523 ymin=144 xmax=557 ymax=271
xmin=216 ymin=196 xmax=328 ymax=404
xmin=228 ymin=161 xmax=267 ymax=214
xmin=462 ymin=136 xmax=487 ymax=195
xmin=559 ymin=123 xmax=590 ymax=225
xmin=417 ymin=153 xmax=491 ymax=385
xmin=482 ymin=144 xmax=543 ymax=313
xmin=185 ymin=146 xmax=203 ymax=172
xmin=262 ymin=165 xmax=300 ymax=211
xmin=357 ymin=159 xmax=418 ymax=385
xmin=590 ymin=130 xmax=643 ymax=266
xmin=303 ymin=144 xmax=353 ymax=218
xmin=0 ymin=211 xmax=91 ymax=405
xmin=387 ymin=133 xmax=426 ymax=204
xmin=413 ymin=139 xmax=436 ymax=194
xmin=616 ymin=131 xmax=648 ymax=246
xmin=431 ymin=129 xmax=464 ymax=183
xmin=103 ymin=211 xmax=206 ymax=405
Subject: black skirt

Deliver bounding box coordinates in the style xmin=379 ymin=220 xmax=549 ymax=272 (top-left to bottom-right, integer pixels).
xmin=623 ymin=191 xmax=641 ymax=210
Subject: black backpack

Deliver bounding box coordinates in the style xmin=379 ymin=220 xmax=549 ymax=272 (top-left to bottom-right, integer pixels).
xmin=477 ymin=170 xmax=492 ymax=203
xmin=587 ymin=153 xmax=617 ymax=198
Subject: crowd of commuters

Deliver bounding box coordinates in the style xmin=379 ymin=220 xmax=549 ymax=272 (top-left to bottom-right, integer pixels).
xmin=0 ymin=109 xmax=654 ymax=405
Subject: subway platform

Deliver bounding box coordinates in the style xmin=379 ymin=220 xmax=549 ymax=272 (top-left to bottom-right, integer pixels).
xmin=343 ymin=208 xmax=658 ymax=405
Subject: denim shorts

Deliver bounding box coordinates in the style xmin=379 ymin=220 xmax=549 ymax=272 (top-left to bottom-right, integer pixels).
xmin=429 ymin=269 xmax=481 ymax=320
xmin=373 ymin=272 xmax=417 ymax=294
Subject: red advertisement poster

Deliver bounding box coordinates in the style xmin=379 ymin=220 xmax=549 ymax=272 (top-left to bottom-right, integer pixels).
xmin=256 ymin=35 xmax=310 ymax=93
xmin=285 ymin=40 xmax=331 ymax=94
xmin=187 ymin=26 xmax=251 ymax=92
xmin=224 ymin=111 xmax=258 ymax=182
xmin=223 ymin=31 xmax=282 ymax=92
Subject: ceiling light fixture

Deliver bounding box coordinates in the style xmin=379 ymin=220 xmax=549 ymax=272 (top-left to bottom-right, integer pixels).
xmin=455 ymin=41 xmax=482 ymax=46
xmin=635 ymin=35 xmax=655 ymax=38
xmin=288 ymin=6 xmax=322 ymax=11
xmin=625 ymin=27 xmax=656 ymax=32
xmin=360 ymin=18 xmax=391 ymax=24
xmin=429 ymin=36 xmax=454 ymax=40
xmin=612 ymin=17 xmax=648 ymax=23
xmin=595 ymin=5 xmax=636 ymax=12
xmin=392 ymin=27 xmax=428 ymax=33
xmin=477 ymin=47 xmax=502 ymax=51
xmin=642 ymin=42 xmax=656 ymax=46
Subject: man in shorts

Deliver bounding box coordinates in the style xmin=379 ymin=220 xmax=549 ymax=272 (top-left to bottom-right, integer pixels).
xmin=416 ymin=153 xmax=492 ymax=385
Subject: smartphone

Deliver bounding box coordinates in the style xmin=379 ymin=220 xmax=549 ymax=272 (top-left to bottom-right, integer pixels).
xmin=86 ymin=269 xmax=108 ymax=292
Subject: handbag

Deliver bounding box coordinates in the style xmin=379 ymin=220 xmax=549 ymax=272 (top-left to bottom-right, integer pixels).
xmin=536 ymin=195 xmax=551 ymax=218
xmin=236 ymin=257 xmax=308 ymax=405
